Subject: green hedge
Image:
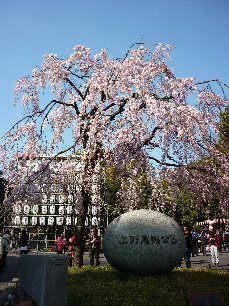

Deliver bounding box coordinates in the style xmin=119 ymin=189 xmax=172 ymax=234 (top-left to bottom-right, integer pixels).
xmin=67 ymin=266 xmax=229 ymax=306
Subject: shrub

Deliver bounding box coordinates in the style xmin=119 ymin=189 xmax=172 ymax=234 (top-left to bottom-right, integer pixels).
xmin=67 ymin=266 xmax=228 ymax=306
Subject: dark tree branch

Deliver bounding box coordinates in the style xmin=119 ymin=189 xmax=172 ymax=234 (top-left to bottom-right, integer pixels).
xmin=65 ymin=77 xmax=84 ymax=100
xmin=122 ymin=42 xmax=146 ymax=62
xmin=67 ymin=68 xmax=90 ymax=80
xmin=142 ymin=127 xmax=163 ymax=146
xmin=149 ymin=156 xmax=181 ymax=167
xmin=109 ymin=99 xmax=127 ymax=121
xmin=3 ymin=101 xmax=58 ymax=137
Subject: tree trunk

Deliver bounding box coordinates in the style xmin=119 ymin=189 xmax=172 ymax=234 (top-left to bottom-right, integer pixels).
xmin=72 ymin=188 xmax=89 ymax=268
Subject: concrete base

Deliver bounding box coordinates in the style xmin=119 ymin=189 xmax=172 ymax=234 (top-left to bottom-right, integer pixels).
xmin=19 ymin=254 xmax=68 ymax=306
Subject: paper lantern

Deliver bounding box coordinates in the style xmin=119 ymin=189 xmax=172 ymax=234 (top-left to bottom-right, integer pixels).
xmin=91 ymin=216 xmax=98 ymax=226
xmin=39 ymin=217 xmax=46 ymax=226
xmin=50 ymin=195 xmax=56 ymax=203
xmin=22 ymin=217 xmax=28 ymax=225
xmin=66 ymin=217 xmax=72 ymax=225
xmin=68 ymin=195 xmax=74 ymax=203
xmin=91 ymin=205 xmax=97 ymax=216
xmin=14 ymin=205 xmax=22 ymax=214
xmin=14 ymin=216 xmax=21 ymax=225
xmin=32 ymin=205 xmax=39 ymax=214
xmin=32 ymin=217 xmax=37 ymax=225
xmin=91 ymin=194 xmax=98 ymax=204
xmin=50 ymin=205 xmax=55 ymax=214
xmin=59 ymin=195 xmax=65 ymax=203
xmin=58 ymin=205 xmax=65 ymax=215
xmin=66 ymin=205 xmax=73 ymax=214
xmin=57 ymin=217 xmax=64 ymax=225
xmin=23 ymin=205 xmax=30 ymax=214
xmin=48 ymin=216 xmax=54 ymax=226
xmin=42 ymin=205 xmax=48 ymax=214
xmin=42 ymin=194 xmax=48 ymax=203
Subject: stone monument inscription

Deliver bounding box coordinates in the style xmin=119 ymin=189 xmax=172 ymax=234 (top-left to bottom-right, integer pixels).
xmin=103 ymin=209 xmax=185 ymax=276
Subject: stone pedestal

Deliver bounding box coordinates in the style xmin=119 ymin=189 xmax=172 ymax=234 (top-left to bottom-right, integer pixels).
xmin=19 ymin=254 xmax=68 ymax=306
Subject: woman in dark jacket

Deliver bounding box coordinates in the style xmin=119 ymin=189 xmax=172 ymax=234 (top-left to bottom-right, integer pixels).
xmin=184 ymin=226 xmax=192 ymax=268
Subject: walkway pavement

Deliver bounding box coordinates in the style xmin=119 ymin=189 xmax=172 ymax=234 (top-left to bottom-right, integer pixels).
xmin=0 ymin=251 xmax=228 ymax=303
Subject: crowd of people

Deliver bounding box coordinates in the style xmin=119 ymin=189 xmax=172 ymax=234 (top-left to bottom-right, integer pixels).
xmin=55 ymin=228 xmax=101 ymax=267
xmin=0 ymin=227 xmax=102 ymax=271
xmin=181 ymin=225 xmax=229 ymax=269
xmin=1 ymin=224 xmax=228 ymax=272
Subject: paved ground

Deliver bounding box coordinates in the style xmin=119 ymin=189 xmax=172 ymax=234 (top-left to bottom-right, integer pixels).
xmin=0 ymin=250 xmax=228 ymax=303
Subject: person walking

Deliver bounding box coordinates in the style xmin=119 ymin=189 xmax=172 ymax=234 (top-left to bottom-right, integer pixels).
xmin=200 ymin=230 xmax=207 ymax=256
xmin=18 ymin=230 xmax=30 ymax=255
xmin=209 ymin=232 xmax=220 ymax=267
xmin=191 ymin=229 xmax=199 ymax=257
xmin=89 ymin=229 xmax=101 ymax=267
xmin=66 ymin=233 xmax=75 ymax=267
xmin=55 ymin=234 xmax=64 ymax=254
xmin=223 ymin=227 xmax=229 ymax=251
xmin=2 ymin=229 xmax=11 ymax=268
xmin=183 ymin=226 xmax=192 ymax=268
xmin=67 ymin=243 xmax=74 ymax=267
xmin=61 ymin=234 xmax=67 ymax=254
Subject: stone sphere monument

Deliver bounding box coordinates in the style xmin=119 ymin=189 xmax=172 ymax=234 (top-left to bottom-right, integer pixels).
xmin=103 ymin=209 xmax=185 ymax=276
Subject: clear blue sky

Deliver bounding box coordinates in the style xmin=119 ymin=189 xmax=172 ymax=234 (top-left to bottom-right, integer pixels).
xmin=0 ymin=0 xmax=229 ymax=136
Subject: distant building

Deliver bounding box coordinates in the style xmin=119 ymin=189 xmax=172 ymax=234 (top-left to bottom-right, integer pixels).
xmin=6 ymin=156 xmax=108 ymax=236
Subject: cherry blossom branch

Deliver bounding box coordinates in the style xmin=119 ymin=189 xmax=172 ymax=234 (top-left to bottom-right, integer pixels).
xmin=142 ymin=127 xmax=163 ymax=147
xmin=65 ymin=77 xmax=84 ymax=101
xmin=25 ymin=141 xmax=80 ymax=184
xmin=122 ymin=42 xmax=145 ymax=61
xmin=149 ymin=156 xmax=181 ymax=167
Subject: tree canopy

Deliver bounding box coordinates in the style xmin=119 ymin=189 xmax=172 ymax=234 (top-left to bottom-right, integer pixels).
xmin=0 ymin=43 xmax=228 ymax=265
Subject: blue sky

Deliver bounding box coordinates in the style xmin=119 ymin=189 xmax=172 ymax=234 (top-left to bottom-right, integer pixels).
xmin=0 ymin=0 xmax=229 ymax=136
